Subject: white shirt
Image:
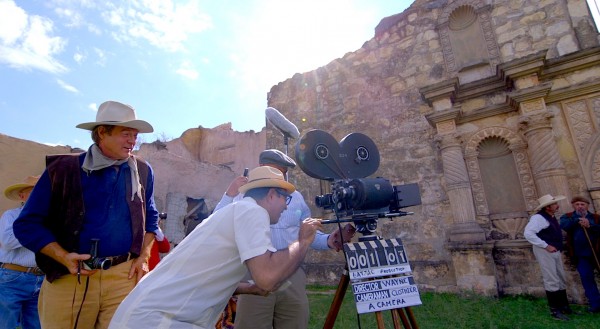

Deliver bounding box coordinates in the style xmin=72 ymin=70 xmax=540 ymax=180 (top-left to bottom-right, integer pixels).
xmin=109 ymin=197 xmax=276 ymax=329
xmin=0 ymin=206 xmax=38 ymax=267
xmin=215 ymin=190 xmax=330 ymax=250
xmin=524 ymin=213 xmax=550 ymax=248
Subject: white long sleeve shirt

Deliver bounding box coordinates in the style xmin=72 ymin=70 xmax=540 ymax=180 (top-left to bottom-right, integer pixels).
xmin=524 ymin=213 xmax=550 ymax=249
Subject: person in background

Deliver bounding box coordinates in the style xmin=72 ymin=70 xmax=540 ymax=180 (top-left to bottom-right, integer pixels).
xmin=0 ymin=175 xmax=43 ymax=329
xmin=524 ymin=194 xmax=573 ymax=321
xmin=560 ymin=196 xmax=600 ymax=313
xmin=214 ymin=149 xmax=355 ymax=329
xmin=149 ymin=213 xmax=170 ymax=271
xmin=109 ymin=166 xmax=322 ymax=328
xmin=13 ymin=100 xmax=159 ymax=329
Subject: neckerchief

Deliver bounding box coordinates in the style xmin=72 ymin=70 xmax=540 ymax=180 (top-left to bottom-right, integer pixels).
xmin=81 ymin=144 xmax=141 ymax=201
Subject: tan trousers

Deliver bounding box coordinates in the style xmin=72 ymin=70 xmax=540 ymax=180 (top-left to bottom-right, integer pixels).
xmin=235 ymin=268 xmax=309 ymax=329
xmin=38 ymin=260 xmax=135 ymax=329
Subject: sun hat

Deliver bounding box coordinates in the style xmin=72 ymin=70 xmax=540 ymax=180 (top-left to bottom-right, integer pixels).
xmin=76 ymin=100 xmax=154 ymax=133
xmin=534 ymin=194 xmax=566 ymax=212
xmin=4 ymin=175 xmax=40 ymax=201
xmin=259 ymin=149 xmax=296 ymax=168
xmin=239 ymin=167 xmax=295 ymax=194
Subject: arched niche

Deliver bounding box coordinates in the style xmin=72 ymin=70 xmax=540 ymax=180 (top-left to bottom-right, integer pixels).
xmin=464 ymin=127 xmax=538 ymax=239
xmin=437 ymin=1 xmax=501 ymax=80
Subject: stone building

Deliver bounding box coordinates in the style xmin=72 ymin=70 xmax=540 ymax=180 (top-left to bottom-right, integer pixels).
xmin=266 ymin=0 xmax=600 ymax=302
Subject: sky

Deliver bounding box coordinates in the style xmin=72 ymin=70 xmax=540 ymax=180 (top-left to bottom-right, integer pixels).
xmin=0 ymin=0 xmax=412 ymax=147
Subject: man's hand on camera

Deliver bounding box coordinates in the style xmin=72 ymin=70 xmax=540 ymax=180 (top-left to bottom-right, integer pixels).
xmin=67 ymin=253 xmax=98 ymax=276
xmin=299 ymin=218 xmax=323 ymax=246
xmin=328 ymin=223 xmax=356 ymax=251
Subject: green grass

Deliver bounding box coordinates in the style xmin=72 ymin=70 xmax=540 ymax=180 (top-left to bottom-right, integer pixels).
xmin=308 ymin=285 xmax=599 ymax=329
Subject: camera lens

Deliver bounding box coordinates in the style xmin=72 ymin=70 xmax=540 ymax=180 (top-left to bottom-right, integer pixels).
xmin=315 ymin=194 xmax=333 ymax=208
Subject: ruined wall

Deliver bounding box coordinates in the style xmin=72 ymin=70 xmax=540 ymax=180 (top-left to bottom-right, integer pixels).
xmin=125 ymin=124 xmax=266 ymax=245
xmin=0 ymin=133 xmax=77 ymax=213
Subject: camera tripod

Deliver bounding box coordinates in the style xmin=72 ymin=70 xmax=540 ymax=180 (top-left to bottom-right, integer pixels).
xmin=323 ymin=232 xmax=419 ymax=329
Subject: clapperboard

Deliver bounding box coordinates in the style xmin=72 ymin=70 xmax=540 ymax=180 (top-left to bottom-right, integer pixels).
xmin=344 ymin=238 xmax=422 ymax=314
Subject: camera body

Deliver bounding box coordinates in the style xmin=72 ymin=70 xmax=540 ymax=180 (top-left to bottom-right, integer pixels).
xmin=295 ymin=130 xmax=422 ymax=233
xmin=83 ymin=238 xmax=112 ymax=270
xmin=316 ymin=178 xmax=395 ymax=218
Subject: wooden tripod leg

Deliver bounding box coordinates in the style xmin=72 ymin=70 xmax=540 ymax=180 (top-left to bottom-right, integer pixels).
xmin=405 ymin=307 xmax=419 ymax=329
xmin=323 ymin=268 xmax=350 ymax=329
xmin=376 ymin=311 xmax=385 ymax=328
xmin=391 ymin=308 xmax=411 ymax=328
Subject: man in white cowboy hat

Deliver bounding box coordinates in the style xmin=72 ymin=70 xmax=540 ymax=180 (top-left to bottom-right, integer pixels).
xmin=0 ymin=175 xmax=43 ymax=329
xmin=524 ymin=194 xmax=573 ymax=321
xmin=109 ymin=166 xmax=323 ymax=329
xmin=560 ymin=196 xmax=600 ymax=313
xmin=13 ymin=100 xmax=160 ymax=329
xmin=214 ymin=149 xmax=356 ymax=329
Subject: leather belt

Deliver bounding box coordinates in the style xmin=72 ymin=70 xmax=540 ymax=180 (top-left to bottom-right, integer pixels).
xmin=0 ymin=262 xmax=44 ymax=276
xmin=106 ymin=253 xmax=134 ymax=267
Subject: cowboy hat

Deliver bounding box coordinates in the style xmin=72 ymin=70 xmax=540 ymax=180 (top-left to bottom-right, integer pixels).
xmin=239 ymin=167 xmax=295 ymax=194
xmin=534 ymin=194 xmax=566 ymax=212
xmin=4 ymin=175 xmax=40 ymax=201
xmin=76 ymin=100 xmax=154 ymax=133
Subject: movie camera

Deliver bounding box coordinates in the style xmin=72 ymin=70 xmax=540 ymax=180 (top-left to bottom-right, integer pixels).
xmin=294 ymin=129 xmax=421 ymax=234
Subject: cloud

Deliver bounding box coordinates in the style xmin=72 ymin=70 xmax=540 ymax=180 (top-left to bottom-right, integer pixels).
xmin=56 ymin=79 xmax=79 ymax=93
xmin=93 ymin=47 xmax=107 ymax=66
xmin=73 ymin=51 xmax=84 ymax=64
xmin=54 ymin=6 xmax=84 ymax=28
xmin=228 ymin=0 xmax=380 ymax=97
xmin=88 ymin=103 xmax=97 ymax=112
xmin=175 ymin=60 xmax=198 ymax=80
xmin=0 ymin=0 xmax=68 ymax=73
xmin=102 ymin=0 xmax=213 ymax=53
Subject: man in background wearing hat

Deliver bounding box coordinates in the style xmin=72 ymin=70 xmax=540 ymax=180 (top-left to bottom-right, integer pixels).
xmin=108 ymin=166 xmax=323 ymax=328
xmin=13 ymin=100 xmax=160 ymax=329
xmin=560 ymin=196 xmax=600 ymax=313
xmin=213 ymin=149 xmax=355 ymax=329
xmin=524 ymin=194 xmax=573 ymax=320
xmin=0 ymin=175 xmax=43 ymax=329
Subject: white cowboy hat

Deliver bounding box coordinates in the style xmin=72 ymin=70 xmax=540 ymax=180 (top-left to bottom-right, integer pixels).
xmin=239 ymin=167 xmax=295 ymax=194
xmin=4 ymin=175 xmax=40 ymax=201
xmin=76 ymin=100 xmax=154 ymax=133
xmin=534 ymin=194 xmax=566 ymax=212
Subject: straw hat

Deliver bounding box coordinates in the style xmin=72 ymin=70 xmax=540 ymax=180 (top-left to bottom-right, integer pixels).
xmin=76 ymin=100 xmax=154 ymax=133
xmin=534 ymin=194 xmax=566 ymax=212
xmin=4 ymin=175 xmax=40 ymax=201
xmin=239 ymin=167 xmax=295 ymax=194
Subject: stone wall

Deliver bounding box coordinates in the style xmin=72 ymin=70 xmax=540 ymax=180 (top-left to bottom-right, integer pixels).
xmin=266 ymin=0 xmax=600 ymax=301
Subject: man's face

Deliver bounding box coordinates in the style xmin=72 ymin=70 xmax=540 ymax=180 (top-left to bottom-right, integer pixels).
xmin=98 ymin=125 xmax=139 ymax=160
xmin=573 ymin=201 xmax=589 ymax=215
xmin=545 ymin=203 xmax=560 ymax=215
xmin=267 ymin=188 xmax=289 ymax=224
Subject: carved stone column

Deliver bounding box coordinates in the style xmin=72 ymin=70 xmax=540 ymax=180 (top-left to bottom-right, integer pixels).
xmin=438 ymin=133 xmax=486 ymax=242
xmin=519 ymin=107 xmax=570 ymax=209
